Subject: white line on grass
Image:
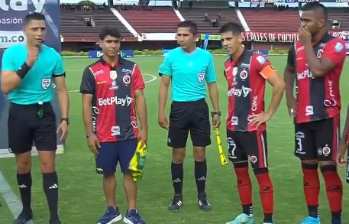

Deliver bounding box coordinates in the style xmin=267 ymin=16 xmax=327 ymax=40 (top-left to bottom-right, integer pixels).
xmin=0 ymin=171 xmax=35 ymax=224
xmin=67 ymin=74 xmax=157 ymax=93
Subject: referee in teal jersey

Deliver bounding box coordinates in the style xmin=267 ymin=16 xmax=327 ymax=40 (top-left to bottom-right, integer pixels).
xmin=158 ymin=20 xmax=221 ymax=212
xmin=0 ymin=13 xmax=69 ymax=224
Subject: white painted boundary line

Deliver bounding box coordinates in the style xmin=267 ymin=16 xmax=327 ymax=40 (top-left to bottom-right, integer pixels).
xmin=0 ymin=171 xmax=34 ymax=224
xmin=67 ymin=74 xmax=157 ymax=93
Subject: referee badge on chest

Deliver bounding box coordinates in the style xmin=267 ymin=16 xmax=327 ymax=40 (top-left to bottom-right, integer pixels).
xmin=41 ymin=78 xmax=51 ymax=90
xmin=198 ymin=72 xmax=205 ymax=83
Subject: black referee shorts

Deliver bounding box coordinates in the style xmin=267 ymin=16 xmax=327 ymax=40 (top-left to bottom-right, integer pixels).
xmin=8 ymin=102 xmax=57 ymax=154
xmin=167 ymin=98 xmax=211 ymax=148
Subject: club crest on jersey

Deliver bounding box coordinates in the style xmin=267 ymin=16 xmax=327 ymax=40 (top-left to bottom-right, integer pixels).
xmin=110 ymin=70 xmax=117 ymax=80
xmin=123 ymin=75 xmax=131 ymax=85
xmin=240 ymin=70 xmax=248 ymax=80
xmin=198 ymin=72 xmax=205 ymax=83
xmin=41 ymin=78 xmax=51 ymax=89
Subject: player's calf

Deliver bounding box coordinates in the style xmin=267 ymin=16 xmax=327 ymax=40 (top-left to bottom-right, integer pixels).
xmin=253 ymin=168 xmax=274 ymax=224
xmin=319 ymin=163 xmax=343 ymax=224
xmin=169 ymin=149 xmax=185 ymax=212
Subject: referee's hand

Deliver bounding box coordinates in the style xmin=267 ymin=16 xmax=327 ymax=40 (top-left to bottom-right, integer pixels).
xmin=26 ymin=47 xmax=39 ymax=67
xmin=158 ymin=112 xmax=169 ymax=130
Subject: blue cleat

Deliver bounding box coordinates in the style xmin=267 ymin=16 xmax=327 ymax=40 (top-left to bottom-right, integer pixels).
xmin=97 ymin=206 xmax=122 ymax=224
xmin=299 ymin=216 xmax=321 ymax=224
xmin=226 ymin=213 xmax=255 ymax=224
xmin=123 ymin=209 xmax=145 ymax=224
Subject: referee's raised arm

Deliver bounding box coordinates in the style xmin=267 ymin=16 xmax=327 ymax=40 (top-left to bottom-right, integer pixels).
xmin=157 ymin=20 xmax=221 ymax=213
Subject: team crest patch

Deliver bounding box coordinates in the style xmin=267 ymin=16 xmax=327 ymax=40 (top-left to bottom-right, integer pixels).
xmin=198 ymin=72 xmax=205 ymax=83
xmin=123 ymin=75 xmax=131 ymax=85
xmin=240 ymin=70 xmax=248 ymax=80
xmin=41 ymin=78 xmax=51 ymax=89
xmin=110 ymin=70 xmax=117 ymax=80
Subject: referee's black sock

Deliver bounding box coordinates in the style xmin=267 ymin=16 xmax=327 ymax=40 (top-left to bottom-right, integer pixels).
xmin=171 ymin=162 xmax=183 ymax=195
xmin=17 ymin=172 xmax=32 ymax=212
xmin=43 ymin=172 xmax=59 ymax=219
xmin=195 ymin=160 xmax=207 ymax=195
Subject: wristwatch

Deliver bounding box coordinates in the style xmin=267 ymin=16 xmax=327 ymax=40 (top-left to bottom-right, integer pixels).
xmin=211 ymin=111 xmax=221 ymax=117
xmin=61 ymin=118 xmax=70 ymax=125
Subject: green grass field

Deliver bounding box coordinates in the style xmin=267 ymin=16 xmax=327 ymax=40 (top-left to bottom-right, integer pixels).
xmin=0 ymin=56 xmax=349 ymax=224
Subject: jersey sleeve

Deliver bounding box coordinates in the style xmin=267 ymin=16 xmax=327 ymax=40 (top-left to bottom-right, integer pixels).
xmin=132 ymin=64 xmax=145 ymax=91
xmin=205 ymin=53 xmax=217 ymax=83
xmin=1 ymin=48 xmax=16 ymax=72
xmin=80 ymin=66 xmax=96 ymax=94
xmin=253 ymin=54 xmax=275 ymax=80
xmin=287 ymin=46 xmax=295 ymax=68
xmin=53 ymin=53 xmax=66 ymax=77
xmin=322 ymin=39 xmax=346 ymax=66
xmin=158 ymin=54 xmax=172 ymax=77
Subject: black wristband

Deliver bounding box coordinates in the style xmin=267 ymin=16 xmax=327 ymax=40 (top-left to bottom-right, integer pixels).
xmin=16 ymin=62 xmax=31 ymax=79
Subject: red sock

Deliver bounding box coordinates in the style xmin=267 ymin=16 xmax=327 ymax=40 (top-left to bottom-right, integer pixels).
xmin=321 ymin=166 xmax=343 ymax=214
xmin=302 ymin=166 xmax=320 ymax=210
xmin=255 ymin=172 xmax=273 ymax=214
xmin=234 ymin=167 xmax=252 ymax=208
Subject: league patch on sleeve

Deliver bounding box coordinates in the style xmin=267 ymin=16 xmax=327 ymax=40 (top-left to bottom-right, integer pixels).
xmin=334 ymin=42 xmax=344 ymax=53
xmin=256 ymin=55 xmax=266 ymax=65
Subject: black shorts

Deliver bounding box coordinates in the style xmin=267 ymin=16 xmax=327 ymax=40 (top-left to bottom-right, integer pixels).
xmin=167 ymin=98 xmax=211 ymax=148
xmin=8 ymin=102 xmax=57 ymax=154
xmin=294 ymin=116 xmax=339 ymax=161
xmin=227 ymin=130 xmax=268 ymax=169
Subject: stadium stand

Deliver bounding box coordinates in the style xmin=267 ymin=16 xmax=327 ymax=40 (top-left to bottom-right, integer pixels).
xmin=180 ymin=8 xmax=240 ymax=33
xmin=60 ymin=6 xmax=132 ymax=40
xmin=328 ymin=8 xmax=349 ymax=31
xmin=120 ymin=6 xmax=180 ymax=33
xmin=241 ymin=7 xmax=300 ymax=32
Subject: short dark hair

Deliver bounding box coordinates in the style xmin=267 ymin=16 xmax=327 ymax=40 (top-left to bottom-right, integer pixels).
xmin=301 ymin=2 xmax=327 ymax=21
xmin=24 ymin=12 xmax=45 ymax=25
xmin=99 ymin=27 xmax=121 ymax=40
xmin=219 ymin=22 xmax=243 ymax=35
xmin=177 ymin=20 xmax=198 ymax=35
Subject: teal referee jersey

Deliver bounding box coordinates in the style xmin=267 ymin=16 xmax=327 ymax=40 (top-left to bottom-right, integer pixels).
xmin=158 ymin=47 xmax=216 ymax=102
xmin=1 ymin=44 xmax=65 ymax=105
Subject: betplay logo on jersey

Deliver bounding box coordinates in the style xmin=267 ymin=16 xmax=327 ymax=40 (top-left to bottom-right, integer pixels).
xmin=0 ymin=0 xmax=45 ymax=12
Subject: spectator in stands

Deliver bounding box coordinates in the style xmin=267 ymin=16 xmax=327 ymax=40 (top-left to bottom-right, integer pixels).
xmin=217 ymin=13 xmax=222 ymax=20
xmin=189 ymin=1 xmax=193 ymax=9
xmin=204 ymin=14 xmax=208 ymax=22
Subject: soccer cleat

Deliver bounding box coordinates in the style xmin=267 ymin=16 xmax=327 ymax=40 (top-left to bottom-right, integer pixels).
xmin=225 ymin=213 xmax=255 ymax=224
xmin=49 ymin=217 xmax=62 ymax=224
xmin=97 ymin=206 xmax=122 ymax=224
xmin=123 ymin=209 xmax=145 ymax=224
xmin=197 ymin=192 xmax=211 ymax=212
xmin=298 ymin=216 xmax=321 ymax=224
xmin=168 ymin=194 xmax=183 ymax=212
xmin=13 ymin=209 xmax=33 ymax=224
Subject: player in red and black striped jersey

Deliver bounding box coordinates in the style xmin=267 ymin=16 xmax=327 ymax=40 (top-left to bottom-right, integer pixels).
xmin=80 ymin=27 xmax=148 ymax=224
xmin=284 ymin=3 xmax=345 ymax=224
xmin=220 ymin=22 xmax=285 ymax=224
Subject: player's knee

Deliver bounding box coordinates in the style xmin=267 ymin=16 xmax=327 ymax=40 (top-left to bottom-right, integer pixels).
xmin=193 ymin=147 xmax=206 ymax=161
xmin=319 ymin=164 xmax=337 ymax=173
xmin=301 ymin=159 xmax=318 ymax=165
xmin=39 ymin=161 xmax=56 ymax=173
xmin=319 ymin=160 xmax=336 ymax=167
xmin=253 ymin=167 xmax=269 ymax=175
xmin=172 ymin=149 xmax=185 ymax=163
xmin=233 ymin=162 xmax=248 ymax=169
xmin=301 ymin=162 xmax=318 ymax=170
